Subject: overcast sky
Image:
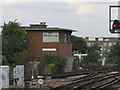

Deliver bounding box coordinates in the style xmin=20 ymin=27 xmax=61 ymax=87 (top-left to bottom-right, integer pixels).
xmin=1 ymin=0 xmax=120 ymax=37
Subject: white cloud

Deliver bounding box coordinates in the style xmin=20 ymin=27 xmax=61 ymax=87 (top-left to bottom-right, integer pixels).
xmin=75 ymin=3 xmax=95 ymax=15
xmin=1 ymin=0 xmax=25 ymax=5
xmin=1 ymin=2 xmax=119 ymax=37
xmin=2 ymin=0 xmax=26 ymax=2
xmin=2 ymin=0 xmax=120 ymax=2
xmin=65 ymin=0 xmax=119 ymax=3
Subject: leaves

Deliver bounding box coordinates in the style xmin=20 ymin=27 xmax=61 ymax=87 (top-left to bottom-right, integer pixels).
xmin=2 ymin=21 xmax=27 ymax=65
xmin=37 ymin=54 xmax=67 ymax=74
xmin=71 ymin=35 xmax=87 ymax=54
xmin=107 ymin=42 xmax=120 ymax=66
xmin=82 ymin=44 xmax=100 ymax=65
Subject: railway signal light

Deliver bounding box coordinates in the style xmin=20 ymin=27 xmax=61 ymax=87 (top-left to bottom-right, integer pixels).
xmin=113 ymin=24 xmax=116 ymax=28
xmin=119 ymin=23 xmax=120 ymax=30
xmin=109 ymin=6 xmax=120 ymax=33
xmin=112 ymin=19 xmax=120 ymax=31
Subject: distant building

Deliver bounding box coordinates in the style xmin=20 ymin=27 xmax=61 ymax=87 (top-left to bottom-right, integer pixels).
xmin=74 ymin=54 xmax=88 ymax=61
xmin=21 ymin=22 xmax=76 ymax=72
xmin=84 ymin=37 xmax=118 ymax=58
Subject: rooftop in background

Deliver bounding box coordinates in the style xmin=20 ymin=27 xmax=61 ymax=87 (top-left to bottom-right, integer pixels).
xmin=21 ymin=22 xmax=77 ymax=32
xmin=23 ymin=28 xmax=77 ymax=32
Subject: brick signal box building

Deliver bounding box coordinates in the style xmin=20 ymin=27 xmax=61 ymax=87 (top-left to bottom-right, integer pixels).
xmin=22 ymin=22 xmax=76 ymax=71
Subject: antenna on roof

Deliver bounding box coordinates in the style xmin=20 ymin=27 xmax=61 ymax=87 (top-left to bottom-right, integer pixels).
xmin=14 ymin=19 xmax=17 ymax=22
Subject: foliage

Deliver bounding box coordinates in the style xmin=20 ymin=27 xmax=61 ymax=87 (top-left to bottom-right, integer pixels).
xmin=13 ymin=50 xmax=35 ymax=65
xmin=82 ymin=44 xmax=100 ymax=65
xmin=2 ymin=21 xmax=27 ymax=65
xmin=71 ymin=35 xmax=88 ymax=54
xmin=37 ymin=54 xmax=67 ymax=74
xmin=2 ymin=55 xmax=8 ymax=65
xmin=88 ymin=43 xmax=98 ymax=52
xmin=106 ymin=42 xmax=120 ymax=66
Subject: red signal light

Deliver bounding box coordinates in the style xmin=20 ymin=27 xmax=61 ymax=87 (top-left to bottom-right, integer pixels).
xmin=119 ymin=24 xmax=120 ymax=27
xmin=113 ymin=24 xmax=116 ymax=27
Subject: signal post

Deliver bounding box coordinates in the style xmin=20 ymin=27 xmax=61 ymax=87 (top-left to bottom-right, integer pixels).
xmin=109 ymin=2 xmax=120 ymax=66
xmin=109 ymin=4 xmax=120 ymax=43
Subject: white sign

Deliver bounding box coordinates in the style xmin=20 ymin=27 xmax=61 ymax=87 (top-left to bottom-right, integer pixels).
xmin=0 ymin=66 xmax=9 ymax=89
xmin=46 ymin=77 xmax=51 ymax=82
xmin=37 ymin=76 xmax=44 ymax=79
xmin=13 ymin=65 xmax=24 ymax=88
xmin=37 ymin=79 xmax=44 ymax=85
xmin=42 ymin=48 xmax=56 ymax=51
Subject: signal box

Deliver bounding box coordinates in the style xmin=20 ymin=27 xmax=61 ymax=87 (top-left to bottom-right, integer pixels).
xmin=109 ymin=6 xmax=120 ymax=33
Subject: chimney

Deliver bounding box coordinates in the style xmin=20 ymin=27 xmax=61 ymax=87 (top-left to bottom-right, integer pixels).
xmin=40 ymin=22 xmax=46 ymax=25
xmin=30 ymin=22 xmax=47 ymax=28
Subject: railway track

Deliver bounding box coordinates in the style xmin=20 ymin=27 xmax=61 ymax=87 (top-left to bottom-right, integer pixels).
xmin=50 ymin=72 xmax=120 ymax=90
xmin=48 ymin=71 xmax=102 ymax=89
xmin=90 ymin=77 xmax=119 ymax=90
xmin=9 ymin=65 xmax=120 ymax=89
xmin=74 ymin=72 xmax=120 ymax=90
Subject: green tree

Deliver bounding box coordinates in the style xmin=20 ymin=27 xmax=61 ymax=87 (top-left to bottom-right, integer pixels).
xmin=2 ymin=21 xmax=27 ymax=65
xmin=71 ymin=35 xmax=87 ymax=54
xmin=106 ymin=42 xmax=120 ymax=66
xmin=37 ymin=54 xmax=67 ymax=74
xmin=82 ymin=44 xmax=100 ymax=65
xmin=13 ymin=50 xmax=35 ymax=65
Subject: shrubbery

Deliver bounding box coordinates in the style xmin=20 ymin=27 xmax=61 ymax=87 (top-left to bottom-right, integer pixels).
xmin=37 ymin=54 xmax=67 ymax=74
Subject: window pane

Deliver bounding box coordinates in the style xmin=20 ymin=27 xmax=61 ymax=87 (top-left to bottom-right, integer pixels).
xmin=64 ymin=34 xmax=67 ymax=43
xmin=109 ymin=43 xmax=112 ymax=46
xmin=43 ymin=32 xmax=59 ymax=42
xmin=103 ymin=43 xmax=107 ymax=46
xmin=87 ymin=43 xmax=90 ymax=46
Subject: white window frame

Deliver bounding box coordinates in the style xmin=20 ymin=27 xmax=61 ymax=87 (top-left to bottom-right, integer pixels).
xmin=43 ymin=32 xmax=59 ymax=42
xmin=64 ymin=33 xmax=67 ymax=43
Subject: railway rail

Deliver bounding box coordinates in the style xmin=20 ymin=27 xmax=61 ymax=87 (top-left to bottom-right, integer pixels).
xmin=9 ymin=65 xmax=120 ymax=89
xmin=50 ymin=72 xmax=120 ymax=90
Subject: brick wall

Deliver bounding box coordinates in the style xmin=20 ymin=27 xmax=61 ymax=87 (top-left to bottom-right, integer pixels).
xmin=27 ymin=30 xmax=73 ymax=59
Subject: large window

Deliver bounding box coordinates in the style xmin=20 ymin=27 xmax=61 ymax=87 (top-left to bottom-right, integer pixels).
xmin=103 ymin=43 xmax=107 ymax=46
xmin=43 ymin=32 xmax=59 ymax=42
xmin=87 ymin=43 xmax=91 ymax=46
xmin=109 ymin=43 xmax=112 ymax=46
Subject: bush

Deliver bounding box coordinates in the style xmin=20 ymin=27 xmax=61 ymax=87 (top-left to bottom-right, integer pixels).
xmin=37 ymin=54 xmax=67 ymax=74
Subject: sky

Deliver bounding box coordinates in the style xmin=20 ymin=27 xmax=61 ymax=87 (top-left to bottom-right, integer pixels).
xmin=0 ymin=0 xmax=120 ymax=37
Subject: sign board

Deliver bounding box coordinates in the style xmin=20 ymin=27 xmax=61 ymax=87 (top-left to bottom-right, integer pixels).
xmin=42 ymin=48 xmax=56 ymax=51
xmin=46 ymin=76 xmax=52 ymax=82
xmin=37 ymin=79 xmax=44 ymax=85
xmin=32 ymin=79 xmax=37 ymax=85
xmin=37 ymin=76 xmax=44 ymax=79
xmin=109 ymin=5 xmax=120 ymax=33
xmin=0 ymin=66 xmax=9 ymax=89
xmin=13 ymin=65 xmax=24 ymax=88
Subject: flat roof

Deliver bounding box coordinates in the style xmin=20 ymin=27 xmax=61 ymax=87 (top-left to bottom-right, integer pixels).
xmin=23 ymin=28 xmax=77 ymax=32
